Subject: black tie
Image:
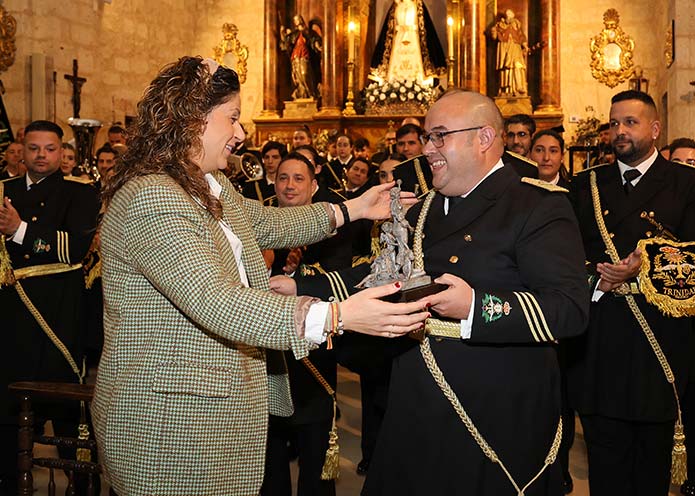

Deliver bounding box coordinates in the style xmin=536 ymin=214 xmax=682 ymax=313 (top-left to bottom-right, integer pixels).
xmin=623 ymin=169 xmax=641 ymax=194
xmin=446 ymin=196 xmax=463 ymax=215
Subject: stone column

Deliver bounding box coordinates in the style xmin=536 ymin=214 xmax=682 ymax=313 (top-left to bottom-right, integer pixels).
xmin=317 ymin=0 xmax=343 ymax=116
xmin=536 ymin=0 xmax=561 ymax=112
xmin=261 ymin=0 xmax=280 ymax=117
xmin=460 ymin=0 xmax=485 ymax=92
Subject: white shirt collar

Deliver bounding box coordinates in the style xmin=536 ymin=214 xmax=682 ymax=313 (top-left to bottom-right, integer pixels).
xmin=25 ymin=174 xmax=47 ymax=190
xmin=548 ymin=173 xmax=560 ymax=185
xmin=617 ymin=148 xmax=657 ymax=186
xmin=205 ymin=173 xmax=222 ymax=198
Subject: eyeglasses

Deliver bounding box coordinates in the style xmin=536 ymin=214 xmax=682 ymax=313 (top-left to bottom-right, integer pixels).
xmin=419 ymin=126 xmax=484 ymax=148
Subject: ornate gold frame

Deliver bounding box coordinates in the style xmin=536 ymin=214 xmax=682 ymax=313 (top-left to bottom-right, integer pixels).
xmin=0 ymin=5 xmax=17 ymax=74
xmin=589 ymin=9 xmax=634 ymax=88
xmin=665 ymin=20 xmax=674 ymax=68
xmin=212 ymin=23 xmax=249 ymax=84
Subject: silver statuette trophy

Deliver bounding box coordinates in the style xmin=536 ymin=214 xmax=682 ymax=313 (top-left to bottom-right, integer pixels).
xmin=357 ymin=180 xmax=445 ymax=302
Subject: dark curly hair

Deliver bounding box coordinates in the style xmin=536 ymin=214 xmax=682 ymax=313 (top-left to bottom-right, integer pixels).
xmin=102 ymin=56 xmax=240 ymax=219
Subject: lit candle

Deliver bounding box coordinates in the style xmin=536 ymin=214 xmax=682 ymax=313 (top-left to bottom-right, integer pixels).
xmin=447 ymin=16 xmax=454 ymax=57
xmin=348 ymin=21 xmax=356 ymax=61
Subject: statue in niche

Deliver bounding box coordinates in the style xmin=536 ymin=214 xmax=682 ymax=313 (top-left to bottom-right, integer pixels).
xmin=370 ymin=0 xmax=446 ymax=83
xmin=280 ymin=14 xmax=322 ymax=100
xmin=490 ymin=9 xmax=528 ymax=96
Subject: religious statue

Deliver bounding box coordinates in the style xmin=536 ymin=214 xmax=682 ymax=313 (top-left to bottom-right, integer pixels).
xmin=490 ymin=9 xmax=528 ymax=96
xmin=370 ymin=0 xmax=446 ymax=84
xmin=280 ymin=14 xmax=322 ymax=100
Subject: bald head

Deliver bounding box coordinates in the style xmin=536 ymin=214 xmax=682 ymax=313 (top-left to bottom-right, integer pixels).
xmin=435 ymin=90 xmax=505 ymax=136
xmin=423 ymin=90 xmax=505 ymax=196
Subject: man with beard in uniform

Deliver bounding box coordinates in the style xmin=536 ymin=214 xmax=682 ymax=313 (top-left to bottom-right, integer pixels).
xmin=567 ymin=90 xmax=695 ymax=496
xmin=271 ymin=90 xmax=589 ymax=495
xmin=0 ymin=120 xmax=99 ymax=495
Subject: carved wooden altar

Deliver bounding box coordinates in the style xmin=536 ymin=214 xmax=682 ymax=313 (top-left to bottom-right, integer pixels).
xmin=254 ymin=0 xmax=563 ymax=148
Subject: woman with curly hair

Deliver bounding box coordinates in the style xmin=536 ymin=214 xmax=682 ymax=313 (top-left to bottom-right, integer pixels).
xmin=92 ymin=56 xmax=427 ymax=495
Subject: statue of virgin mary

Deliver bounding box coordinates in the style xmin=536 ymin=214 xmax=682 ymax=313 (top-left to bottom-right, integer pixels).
xmin=370 ymin=0 xmax=446 ymax=84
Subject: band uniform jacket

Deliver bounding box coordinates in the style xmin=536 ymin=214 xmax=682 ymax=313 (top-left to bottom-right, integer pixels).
xmin=0 ymin=171 xmax=98 ymax=423
xmin=298 ymin=165 xmax=589 ymax=494
xmin=241 ymin=176 xmax=276 ymax=206
xmin=567 ymin=156 xmax=695 ymax=422
xmin=92 ymin=171 xmax=336 ymax=496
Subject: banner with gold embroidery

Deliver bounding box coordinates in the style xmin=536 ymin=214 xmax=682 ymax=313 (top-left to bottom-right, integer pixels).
xmin=638 ymin=238 xmax=695 ymax=318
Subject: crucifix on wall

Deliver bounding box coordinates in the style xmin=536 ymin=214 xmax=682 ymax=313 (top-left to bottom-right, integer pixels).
xmin=64 ymin=59 xmax=86 ymax=118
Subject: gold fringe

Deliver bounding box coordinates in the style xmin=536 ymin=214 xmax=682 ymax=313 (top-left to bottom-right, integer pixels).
xmin=672 ymin=421 xmax=688 ymax=485
xmin=0 ymin=235 xmax=14 ymax=287
xmin=321 ymin=399 xmax=340 ymax=480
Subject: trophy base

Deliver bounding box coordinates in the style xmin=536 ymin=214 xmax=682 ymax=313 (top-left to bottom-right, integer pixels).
xmin=382 ymin=278 xmax=448 ymax=303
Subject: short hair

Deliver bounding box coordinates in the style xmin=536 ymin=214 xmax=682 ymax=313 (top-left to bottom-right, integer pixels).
xmin=504 ymin=114 xmax=536 ymax=135
xmin=277 ymin=151 xmax=316 ymax=179
xmin=611 ymin=90 xmax=656 ymax=110
xmin=108 ymin=124 xmax=126 ymax=135
xmin=293 ymin=124 xmax=312 ymax=139
xmin=669 ymin=137 xmax=695 ymax=155
xmin=25 ymin=120 xmax=63 ymax=139
xmin=354 ymin=137 xmax=370 ymax=150
xmin=531 ymin=129 xmax=565 ymax=152
xmin=96 ymin=143 xmax=118 ymax=159
xmin=349 ymin=157 xmax=370 ymax=171
xmin=61 ymin=142 xmax=75 ymax=152
xmin=336 ymin=133 xmax=352 ymax=146
xmin=396 ymin=124 xmax=423 ymax=139
xmin=261 ymin=140 xmax=287 ymax=158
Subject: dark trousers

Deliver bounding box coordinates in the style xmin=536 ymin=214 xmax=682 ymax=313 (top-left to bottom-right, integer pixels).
xmin=359 ymin=371 xmax=389 ymax=465
xmin=580 ymin=414 xmax=673 ymax=496
xmin=262 ymin=416 xmax=336 ymax=496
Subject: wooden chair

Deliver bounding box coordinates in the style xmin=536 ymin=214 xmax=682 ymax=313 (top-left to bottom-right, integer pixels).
xmin=8 ymin=381 xmax=101 ymax=496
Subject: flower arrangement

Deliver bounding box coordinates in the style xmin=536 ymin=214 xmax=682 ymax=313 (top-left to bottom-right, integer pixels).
xmin=570 ymin=106 xmax=604 ymax=146
xmin=363 ymin=79 xmax=435 ymax=115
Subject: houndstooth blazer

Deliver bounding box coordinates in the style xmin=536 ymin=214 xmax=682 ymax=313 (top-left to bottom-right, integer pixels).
xmin=92 ymin=171 xmax=333 ymax=495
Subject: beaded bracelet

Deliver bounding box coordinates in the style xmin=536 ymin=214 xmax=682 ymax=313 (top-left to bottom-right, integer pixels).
xmin=323 ymin=301 xmax=345 ymax=350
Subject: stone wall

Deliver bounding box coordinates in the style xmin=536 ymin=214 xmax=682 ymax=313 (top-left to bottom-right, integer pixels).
xmin=2 ymin=0 xmax=265 ymax=145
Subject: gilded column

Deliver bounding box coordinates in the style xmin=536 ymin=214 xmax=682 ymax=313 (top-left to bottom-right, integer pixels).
xmin=537 ymin=0 xmax=561 ymax=112
xmin=460 ymin=0 xmax=485 ymax=92
xmin=261 ymin=0 xmax=280 ymax=117
xmin=317 ymin=0 xmax=343 ymax=116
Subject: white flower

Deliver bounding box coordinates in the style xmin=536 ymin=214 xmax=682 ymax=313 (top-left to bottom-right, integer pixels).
xmin=405 ymin=81 xmax=413 ymax=88
xmin=379 ymin=93 xmax=386 ymax=101
xmin=399 ymin=94 xmax=406 ymax=101
xmin=393 ymin=81 xmax=400 ymax=89
xmin=399 ymin=86 xmax=406 ymax=93
xmin=417 ymin=93 xmax=423 ymax=101
xmin=414 ymin=85 xmax=421 ymax=92
xmin=408 ymin=92 xmax=415 ymax=100
xmin=389 ymin=92 xmax=397 ymax=99
xmin=368 ymin=95 xmax=375 ymax=102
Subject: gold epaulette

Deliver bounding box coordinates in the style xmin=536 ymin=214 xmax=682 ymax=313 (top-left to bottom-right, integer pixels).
xmin=328 ymin=188 xmax=347 ymax=201
xmin=63 ymin=175 xmax=94 ymax=185
xmin=507 ymin=150 xmax=538 ymax=167
xmin=520 ymin=177 xmax=569 ymax=193
xmin=575 ymin=162 xmax=611 ymax=174
xmin=1 ymin=174 xmax=23 ymax=183
xmin=671 ymin=159 xmax=695 ymax=170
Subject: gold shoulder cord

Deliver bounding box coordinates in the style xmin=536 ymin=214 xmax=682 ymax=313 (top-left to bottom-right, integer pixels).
xmin=301 ymin=358 xmax=339 ymax=480
xmin=589 ymin=171 xmax=686 ymax=484
xmin=0 ymin=182 xmax=91 ymax=461
xmin=414 ymin=190 xmax=562 ymax=495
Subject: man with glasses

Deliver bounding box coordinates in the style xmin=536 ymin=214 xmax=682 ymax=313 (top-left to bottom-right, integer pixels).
xmin=504 ymin=113 xmax=536 ymax=157
xmin=278 ymin=90 xmax=589 ymax=495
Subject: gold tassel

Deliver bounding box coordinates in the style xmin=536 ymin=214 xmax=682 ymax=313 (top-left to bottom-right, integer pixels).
xmin=76 ymin=400 xmax=92 ymax=462
xmin=0 ymin=235 xmax=15 ymax=287
xmin=672 ymin=421 xmax=687 ymax=485
xmin=320 ymin=398 xmax=340 ymax=480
